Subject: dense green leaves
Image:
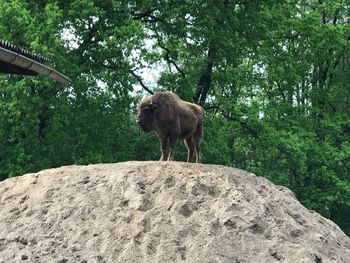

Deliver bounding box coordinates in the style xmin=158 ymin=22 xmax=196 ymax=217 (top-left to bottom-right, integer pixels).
xmin=0 ymin=0 xmax=349 ymax=236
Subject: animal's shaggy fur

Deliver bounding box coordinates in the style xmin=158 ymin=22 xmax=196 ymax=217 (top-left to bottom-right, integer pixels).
xmin=137 ymin=92 xmax=204 ymax=162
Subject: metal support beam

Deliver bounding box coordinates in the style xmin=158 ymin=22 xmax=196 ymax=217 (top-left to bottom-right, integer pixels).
xmin=0 ymin=46 xmax=70 ymax=84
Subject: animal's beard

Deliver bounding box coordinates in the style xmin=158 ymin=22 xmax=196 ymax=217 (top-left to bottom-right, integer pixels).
xmin=138 ymin=123 xmax=152 ymax=132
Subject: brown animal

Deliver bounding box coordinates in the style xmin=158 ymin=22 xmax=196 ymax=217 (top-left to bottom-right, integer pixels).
xmin=137 ymin=92 xmax=204 ymax=163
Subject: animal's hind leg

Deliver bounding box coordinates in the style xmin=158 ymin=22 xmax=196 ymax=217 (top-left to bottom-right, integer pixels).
xmin=184 ymin=136 xmax=194 ymax=163
xmin=193 ymin=123 xmax=203 ymax=163
xmin=193 ymin=137 xmax=201 ymax=163
xmin=158 ymin=136 xmax=167 ymax=161
xmin=167 ymin=135 xmax=177 ymax=161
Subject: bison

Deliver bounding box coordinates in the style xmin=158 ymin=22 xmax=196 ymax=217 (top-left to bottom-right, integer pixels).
xmin=137 ymin=92 xmax=204 ymax=163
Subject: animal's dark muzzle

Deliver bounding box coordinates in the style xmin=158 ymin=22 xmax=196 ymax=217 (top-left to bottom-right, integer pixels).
xmin=137 ymin=119 xmax=149 ymax=132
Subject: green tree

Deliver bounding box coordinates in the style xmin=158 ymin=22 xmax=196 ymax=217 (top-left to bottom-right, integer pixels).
xmin=0 ymin=0 xmax=349 ymax=236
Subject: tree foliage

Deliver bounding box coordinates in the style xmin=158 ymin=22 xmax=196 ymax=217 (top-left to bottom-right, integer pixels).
xmin=0 ymin=0 xmax=349 ymax=235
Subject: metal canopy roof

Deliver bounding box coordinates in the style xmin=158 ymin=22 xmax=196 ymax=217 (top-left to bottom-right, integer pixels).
xmin=0 ymin=40 xmax=70 ymax=85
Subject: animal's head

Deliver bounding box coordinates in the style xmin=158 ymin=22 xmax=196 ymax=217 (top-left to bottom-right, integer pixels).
xmin=136 ymin=98 xmax=159 ymax=132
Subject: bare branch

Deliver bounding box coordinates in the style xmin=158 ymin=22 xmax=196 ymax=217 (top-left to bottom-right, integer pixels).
xmin=153 ymin=29 xmax=186 ymax=78
xmin=129 ymin=70 xmax=154 ymax=95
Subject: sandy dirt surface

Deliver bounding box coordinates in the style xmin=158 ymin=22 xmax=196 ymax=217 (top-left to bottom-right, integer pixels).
xmin=0 ymin=161 xmax=349 ymax=263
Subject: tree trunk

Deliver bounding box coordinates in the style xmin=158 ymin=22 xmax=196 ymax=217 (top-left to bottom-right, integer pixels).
xmin=195 ymin=46 xmax=214 ymax=104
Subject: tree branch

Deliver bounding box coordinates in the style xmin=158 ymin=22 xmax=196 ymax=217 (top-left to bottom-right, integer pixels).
xmin=129 ymin=70 xmax=154 ymax=95
xmin=131 ymin=8 xmax=159 ymax=22
xmin=153 ymin=29 xmax=186 ymax=78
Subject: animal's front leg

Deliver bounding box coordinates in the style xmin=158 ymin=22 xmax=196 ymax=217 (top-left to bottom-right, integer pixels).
xmin=159 ymin=136 xmax=167 ymax=161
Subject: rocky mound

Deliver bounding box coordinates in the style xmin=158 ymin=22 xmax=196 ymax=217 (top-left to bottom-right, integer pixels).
xmin=0 ymin=161 xmax=349 ymax=263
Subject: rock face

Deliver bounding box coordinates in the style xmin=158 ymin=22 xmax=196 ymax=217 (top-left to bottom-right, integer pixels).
xmin=0 ymin=161 xmax=349 ymax=263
